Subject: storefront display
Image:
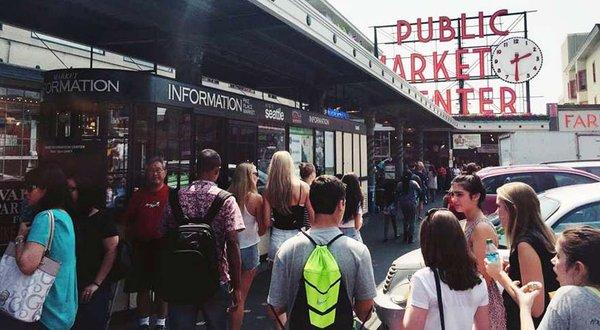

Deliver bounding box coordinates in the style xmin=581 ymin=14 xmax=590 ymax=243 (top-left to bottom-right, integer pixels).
xmin=289 ymin=126 xmax=314 ymax=176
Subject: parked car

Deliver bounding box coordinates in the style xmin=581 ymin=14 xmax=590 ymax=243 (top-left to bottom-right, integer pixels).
xmin=542 ymin=159 xmax=600 ymax=178
xmin=477 ymin=165 xmax=600 ymax=214
xmin=374 ymin=182 xmax=600 ymax=329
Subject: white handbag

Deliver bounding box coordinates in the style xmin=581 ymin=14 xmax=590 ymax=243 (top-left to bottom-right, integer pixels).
xmin=0 ymin=210 xmax=61 ymax=322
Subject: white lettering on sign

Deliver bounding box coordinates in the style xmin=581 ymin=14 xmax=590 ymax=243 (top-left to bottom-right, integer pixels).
xmin=46 ymin=72 xmax=119 ymax=94
xmin=168 ymin=84 xmax=244 ymax=113
xmin=559 ymin=110 xmax=600 ymax=132
xmin=265 ymin=108 xmax=285 ymax=121
xmin=309 ymin=115 xmax=330 ymax=126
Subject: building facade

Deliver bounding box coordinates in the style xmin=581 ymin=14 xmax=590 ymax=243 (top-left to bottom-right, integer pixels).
xmin=561 ymin=24 xmax=600 ymax=105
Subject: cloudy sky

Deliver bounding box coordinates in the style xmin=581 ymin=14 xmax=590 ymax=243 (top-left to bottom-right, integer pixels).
xmin=327 ymin=0 xmax=600 ymax=114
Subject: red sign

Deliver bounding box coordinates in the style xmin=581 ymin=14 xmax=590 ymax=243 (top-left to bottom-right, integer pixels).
xmin=378 ymin=9 xmax=527 ymax=116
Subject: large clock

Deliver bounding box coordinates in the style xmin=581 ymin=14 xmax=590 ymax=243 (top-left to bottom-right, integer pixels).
xmin=491 ymin=37 xmax=543 ymax=84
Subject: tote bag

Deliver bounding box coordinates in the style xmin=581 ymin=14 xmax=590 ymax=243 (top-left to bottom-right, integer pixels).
xmin=0 ymin=210 xmax=61 ymax=322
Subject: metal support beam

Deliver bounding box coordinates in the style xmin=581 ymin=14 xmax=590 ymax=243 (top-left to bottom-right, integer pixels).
xmin=447 ymin=131 xmax=453 ymax=168
xmin=416 ymin=128 xmax=424 ymax=162
xmin=393 ymin=117 xmax=405 ymax=180
xmin=365 ymin=113 xmax=376 ymax=212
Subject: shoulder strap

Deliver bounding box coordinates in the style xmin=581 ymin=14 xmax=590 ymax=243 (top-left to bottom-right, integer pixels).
xmin=327 ymin=233 xmax=344 ymax=247
xmin=587 ymin=286 xmax=600 ymax=299
xmin=433 ymin=268 xmax=445 ymax=330
xmin=168 ymin=188 xmax=186 ymax=225
xmin=297 ymin=184 xmax=302 ymax=206
xmin=202 ymin=189 xmax=232 ymax=224
xmin=301 ymin=229 xmax=318 ymax=246
xmin=45 ymin=210 xmax=56 ymax=256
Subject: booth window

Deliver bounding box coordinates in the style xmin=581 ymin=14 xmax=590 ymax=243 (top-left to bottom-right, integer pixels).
xmin=257 ymin=125 xmax=285 ymax=176
xmin=105 ymin=103 xmax=129 ymax=209
xmin=578 ymin=70 xmax=587 ymax=91
xmin=156 ymin=107 xmax=192 ymax=188
xmin=0 ymin=87 xmax=40 ymax=180
xmin=289 ymin=126 xmax=313 ymax=177
xmin=314 ymin=130 xmax=325 ymax=176
xmin=324 ymin=131 xmax=335 ymax=175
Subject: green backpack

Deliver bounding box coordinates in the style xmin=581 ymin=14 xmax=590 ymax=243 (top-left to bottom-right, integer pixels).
xmin=288 ymin=231 xmax=353 ymax=329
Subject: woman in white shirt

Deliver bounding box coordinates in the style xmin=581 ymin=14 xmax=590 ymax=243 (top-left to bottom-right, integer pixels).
xmin=403 ymin=209 xmax=490 ymax=330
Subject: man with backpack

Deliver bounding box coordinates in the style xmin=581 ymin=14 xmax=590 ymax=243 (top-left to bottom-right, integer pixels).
xmin=267 ymin=175 xmax=376 ymax=329
xmin=161 ymin=149 xmax=245 ymax=329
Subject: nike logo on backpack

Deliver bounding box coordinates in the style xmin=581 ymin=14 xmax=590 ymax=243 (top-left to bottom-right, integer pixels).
xmin=317 ymin=296 xmax=328 ymax=305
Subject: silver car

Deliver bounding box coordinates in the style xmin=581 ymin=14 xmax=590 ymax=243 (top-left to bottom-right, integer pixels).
xmin=374 ymin=182 xmax=600 ymax=329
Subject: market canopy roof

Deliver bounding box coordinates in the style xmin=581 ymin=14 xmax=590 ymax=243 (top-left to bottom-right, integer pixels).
xmin=0 ymin=0 xmax=457 ymax=129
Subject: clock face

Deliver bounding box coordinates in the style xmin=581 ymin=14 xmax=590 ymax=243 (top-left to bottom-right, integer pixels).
xmin=491 ymin=37 xmax=543 ymax=84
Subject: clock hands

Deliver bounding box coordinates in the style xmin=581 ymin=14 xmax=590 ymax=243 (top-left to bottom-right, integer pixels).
xmin=510 ymin=52 xmax=533 ymax=82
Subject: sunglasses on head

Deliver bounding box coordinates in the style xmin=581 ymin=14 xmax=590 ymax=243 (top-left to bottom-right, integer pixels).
xmin=425 ymin=207 xmax=450 ymax=219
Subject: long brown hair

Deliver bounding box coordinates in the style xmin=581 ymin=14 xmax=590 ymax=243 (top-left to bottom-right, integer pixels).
xmin=228 ymin=163 xmax=257 ymax=213
xmin=497 ymin=182 xmax=555 ymax=253
xmin=560 ymin=227 xmax=600 ymax=285
xmin=420 ymin=210 xmax=482 ymax=290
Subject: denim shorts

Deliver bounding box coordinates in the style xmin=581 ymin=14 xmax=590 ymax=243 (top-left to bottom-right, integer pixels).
xmin=268 ymin=228 xmax=300 ymax=260
xmin=240 ymin=243 xmax=260 ymax=271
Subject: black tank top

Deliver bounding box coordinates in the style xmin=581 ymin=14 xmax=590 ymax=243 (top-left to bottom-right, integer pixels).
xmin=503 ymin=233 xmax=560 ymax=329
xmin=272 ymin=186 xmax=306 ymax=230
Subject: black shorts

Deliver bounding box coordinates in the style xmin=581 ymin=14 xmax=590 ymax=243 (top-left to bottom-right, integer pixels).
xmin=124 ymin=239 xmax=163 ymax=293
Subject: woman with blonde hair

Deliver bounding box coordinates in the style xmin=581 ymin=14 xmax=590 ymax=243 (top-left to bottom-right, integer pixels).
xmin=485 ymin=182 xmax=559 ymax=329
xmin=262 ymin=151 xmax=314 ymax=260
xmin=228 ymin=162 xmax=264 ymax=330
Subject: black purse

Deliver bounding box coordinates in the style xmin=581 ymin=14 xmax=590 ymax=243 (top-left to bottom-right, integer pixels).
xmin=433 ymin=268 xmax=445 ymax=330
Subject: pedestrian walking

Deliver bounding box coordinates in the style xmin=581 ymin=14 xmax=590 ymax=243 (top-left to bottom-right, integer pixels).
xmin=162 ymin=149 xmax=245 ymax=329
xmin=427 ymin=165 xmax=438 ymax=202
xmin=483 ymin=182 xmax=559 ymax=329
xmin=68 ymin=176 xmax=119 ymax=330
xmin=436 ymin=166 xmax=447 ymax=193
xmin=263 ymin=151 xmax=314 ymax=260
xmin=0 ymin=164 xmax=78 ymax=329
xmin=505 ymin=227 xmax=600 ymax=330
xmin=339 ymin=173 xmax=364 ymax=242
xmin=121 ymin=157 xmax=169 ymax=329
xmin=450 ymin=174 xmax=506 ymax=329
xmin=381 ymin=178 xmax=398 ymax=241
xmin=267 ymin=175 xmax=376 ymax=329
xmin=396 ymin=170 xmax=420 ymax=244
xmin=228 ymin=162 xmax=264 ymax=330
xmin=403 ymin=209 xmax=490 ymax=330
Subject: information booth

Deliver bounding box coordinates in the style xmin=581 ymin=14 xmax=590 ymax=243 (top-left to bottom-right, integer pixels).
xmin=39 ymin=69 xmax=368 ymax=214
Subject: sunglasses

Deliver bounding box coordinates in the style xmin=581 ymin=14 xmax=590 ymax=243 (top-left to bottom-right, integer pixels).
xmin=425 ymin=207 xmax=450 ymax=219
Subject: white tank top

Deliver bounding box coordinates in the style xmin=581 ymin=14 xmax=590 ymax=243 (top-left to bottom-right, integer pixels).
xmin=238 ymin=205 xmax=261 ymax=249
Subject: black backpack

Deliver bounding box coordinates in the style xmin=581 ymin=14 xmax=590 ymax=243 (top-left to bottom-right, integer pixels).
xmin=158 ymin=188 xmax=232 ymax=304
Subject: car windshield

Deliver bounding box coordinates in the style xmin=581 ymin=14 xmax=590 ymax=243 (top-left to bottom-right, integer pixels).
xmin=579 ymin=166 xmax=600 ymax=178
xmin=493 ymin=195 xmax=561 ymax=248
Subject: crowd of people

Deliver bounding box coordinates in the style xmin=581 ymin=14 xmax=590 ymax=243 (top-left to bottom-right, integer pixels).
xmin=1 ymin=152 xmax=598 ymax=330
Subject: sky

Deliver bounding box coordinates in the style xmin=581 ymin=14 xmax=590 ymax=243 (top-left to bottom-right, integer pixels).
xmin=327 ymin=0 xmax=600 ymax=114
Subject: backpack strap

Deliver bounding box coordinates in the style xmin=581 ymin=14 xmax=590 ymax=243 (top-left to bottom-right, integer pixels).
xmin=301 ymin=230 xmax=344 ymax=247
xmin=201 ymin=189 xmax=232 ymax=224
xmin=168 ymin=187 xmax=187 ymax=226
xmin=433 ymin=268 xmax=445 ymax=330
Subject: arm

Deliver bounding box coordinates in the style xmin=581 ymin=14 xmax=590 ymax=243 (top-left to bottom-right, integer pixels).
xmin=226 ymin=229 xmax=242 ymax=309
xmin=262 ymin=196 xmax=272 ymax=230
xmin=485 ymin=259 xmax=520 ymax=300
xmin=267 ymin=305 xmax=287 ymax=330
xmin=516 ymin=243 xmax=546 ymax=318
xmin=254 ymin=194 xmax=266 ymax=236
xmin=470 ymin=223 xmax=498 ymax=282
xmin=354 ymin=299 xmax=374 ymax=323
xmin=473 ymin=305 xmax=491 ymax=330
xmin=303 ymin=183 xmax=315 ymax=226
xmin=403 ymin=305 xmax=428 ymax=330
xmin=81 ymin=236 xmax=119 ymax=302
xmin=15 ymin=217 xmax=47 ymax=275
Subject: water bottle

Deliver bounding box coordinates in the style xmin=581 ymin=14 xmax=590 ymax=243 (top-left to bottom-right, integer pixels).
xmin=485 ymin=239 xmax=500 ymax=264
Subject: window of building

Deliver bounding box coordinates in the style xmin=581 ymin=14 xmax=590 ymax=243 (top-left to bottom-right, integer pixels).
xmin=0 ymin=87 xmax=41 ymax=180
xmin=593 ymin=62 xmax=597 ymax=83
xmin=578 ymin=70 xmax=587 ymax=91
xmin=568 ymin=80 xmax=577 ymax=99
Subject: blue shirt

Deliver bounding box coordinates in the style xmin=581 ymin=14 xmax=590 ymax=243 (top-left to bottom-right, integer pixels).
xmin=27 ymin=209 xmax=78 ymax=329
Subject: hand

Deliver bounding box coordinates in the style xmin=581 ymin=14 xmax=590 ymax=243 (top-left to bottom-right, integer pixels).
xmin=515 ymin=281 xmax=542 ymax=312
xmin=81 ymin=283 xmax=99 ymax=303
xmin=17 ymin=222 xmax=31 ymax=237
xmin=484 ymin=258 xmax=502 ymax=280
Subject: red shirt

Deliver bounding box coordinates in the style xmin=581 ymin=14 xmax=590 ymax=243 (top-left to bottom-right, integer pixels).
xmin=122 ymin=184 xmax=169 ymax=241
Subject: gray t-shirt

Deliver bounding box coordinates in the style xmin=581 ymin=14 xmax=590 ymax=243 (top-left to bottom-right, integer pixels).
xmin=537 ymin=286 xmax=600 ymax=330
xmin=267 ymin=227 xmax=377 ymax=314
